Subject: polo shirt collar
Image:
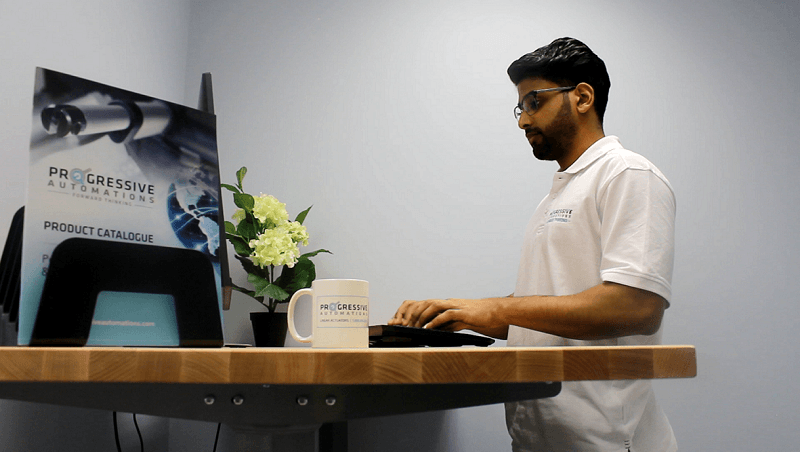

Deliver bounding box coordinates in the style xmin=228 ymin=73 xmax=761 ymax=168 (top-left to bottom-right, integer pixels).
xmin=562 ymin=135 xmax=622 ymax=174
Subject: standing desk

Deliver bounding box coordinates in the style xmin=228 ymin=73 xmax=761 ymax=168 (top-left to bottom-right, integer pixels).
xmin=0 ymin=345 xmax=696 ymax=451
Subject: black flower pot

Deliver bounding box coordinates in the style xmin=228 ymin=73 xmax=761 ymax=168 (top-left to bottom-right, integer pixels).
xmin=249 ymin=312 xmax=288 ymax=347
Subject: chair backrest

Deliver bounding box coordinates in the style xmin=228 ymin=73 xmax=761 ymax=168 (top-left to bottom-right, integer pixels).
xmin=0 ymin=207 xmax=24 ymax=327
xmin=30 ymin=237 xmax=223 ymax=347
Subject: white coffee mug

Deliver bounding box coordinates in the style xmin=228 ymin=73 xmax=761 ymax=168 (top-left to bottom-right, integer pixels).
xmin=287 ymin=279 xmax=369 ymax=348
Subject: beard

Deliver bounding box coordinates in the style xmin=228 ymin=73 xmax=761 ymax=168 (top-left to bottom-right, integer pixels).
xmin=527 ymin=95 xmax=577 ymax=163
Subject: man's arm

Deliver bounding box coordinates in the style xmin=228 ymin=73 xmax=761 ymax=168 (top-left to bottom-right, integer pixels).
xmin=388 ymin=282 xmax=666 ymax=341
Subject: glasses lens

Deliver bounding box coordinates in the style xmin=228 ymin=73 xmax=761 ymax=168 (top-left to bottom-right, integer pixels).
xmin=522 ymin=92 xmax=538 ymax=115
xmin=515 ymin=92 xmax=538 ymax=119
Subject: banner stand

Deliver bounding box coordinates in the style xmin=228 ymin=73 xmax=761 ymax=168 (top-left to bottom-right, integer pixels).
xmin=18 ymin=69 xmax=227 ymax=347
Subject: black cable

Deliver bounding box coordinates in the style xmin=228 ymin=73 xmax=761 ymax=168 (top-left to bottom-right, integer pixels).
xmin=112 ymin=412 xmax=145 ymax=452
xmin=113 ymin=412 xmax=123 ymax=452
xmin=132 ymin=413 xmax=145 ymax=452
xmin=212 ymin=423 xmax=222 ymax=452
xmin=116 ymin=412 xmax=221 ymax=452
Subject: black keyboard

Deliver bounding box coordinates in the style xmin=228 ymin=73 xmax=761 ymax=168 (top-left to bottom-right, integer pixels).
xmin=368 ymin=325 xmax=495 ymax=348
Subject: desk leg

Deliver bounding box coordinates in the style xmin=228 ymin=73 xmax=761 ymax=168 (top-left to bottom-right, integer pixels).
xmin=218 ymin=424 xmax=320 ymax=452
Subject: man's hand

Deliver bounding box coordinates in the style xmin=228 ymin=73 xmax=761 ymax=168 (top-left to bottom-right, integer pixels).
xmin=387 ymin=282 xmax=666 ymax=341
xmin=389 ymin=298 xmax=510 ymax=339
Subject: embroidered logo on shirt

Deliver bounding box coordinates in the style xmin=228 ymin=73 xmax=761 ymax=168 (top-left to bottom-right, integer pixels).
xmin=546 ymin=208 xmax=573 ymax=224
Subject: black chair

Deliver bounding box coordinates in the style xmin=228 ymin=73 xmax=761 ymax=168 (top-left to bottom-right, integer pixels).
xmin=0 ymin=207 xmax=23 ymax=333
xmin=30 ymin=237 xmax=223 ymax=347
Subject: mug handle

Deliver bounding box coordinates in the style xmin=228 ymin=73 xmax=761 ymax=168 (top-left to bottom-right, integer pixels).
xmin=287 ymin=288 xmax=313 ymax=343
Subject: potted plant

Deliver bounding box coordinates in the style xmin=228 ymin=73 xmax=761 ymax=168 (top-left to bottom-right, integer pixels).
xmin=222 ymin=166 xmax=330 ymax=346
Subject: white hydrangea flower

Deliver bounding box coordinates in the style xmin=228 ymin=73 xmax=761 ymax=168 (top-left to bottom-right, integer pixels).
xmin=248 ymin=220 xmax=308 ymax=268
xmin=252 ymin=194 xmax=288 ymax=226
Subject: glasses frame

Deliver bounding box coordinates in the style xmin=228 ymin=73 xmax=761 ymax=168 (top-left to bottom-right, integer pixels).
xmin=514 ymin=86 xmax=577 ymax=119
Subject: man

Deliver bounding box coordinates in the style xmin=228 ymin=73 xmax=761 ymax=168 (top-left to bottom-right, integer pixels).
xmin=389 ymin=37 xmax=677 ymax=451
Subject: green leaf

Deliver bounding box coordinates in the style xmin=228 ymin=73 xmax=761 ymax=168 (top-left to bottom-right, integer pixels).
xmin=233 ymin=193 xmax=254 ymax=211
xmin=300 ymin=249 xmax=332 ymax=259
xmin=230 ymin=283 xmax=257 ymax=299
xmin=263 ymin=284 xmax=290 ymax=301
xmin=220 ymin=183 xmax=240 ymax=194
xmin=227 ymin=235 xmax=252 ymax=256
xmin=236 ymin=217 xmax=258 ymax=241
xmin=224 ymin=221 xmax=238 ymax=234
xmin=275 ymin=258 xmax=316 ymax=297
xmin=236 ymin=166 xmax=248 ymax=190
xmin=235 ymin=254 xmax=262 ymax=275
xmin=248 ymin=273 xmax=291 ymax=301
xmin=292 ymin=258 xmax=317 ymax=290
xmin=295 ymin=205 xmax=312 ymax=225
xmin=247 ymin=272 xmax=269 ymax=292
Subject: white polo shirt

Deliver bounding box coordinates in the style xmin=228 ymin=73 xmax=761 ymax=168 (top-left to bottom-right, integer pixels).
xmin=506 ymin=136 xmax=677 ymax=452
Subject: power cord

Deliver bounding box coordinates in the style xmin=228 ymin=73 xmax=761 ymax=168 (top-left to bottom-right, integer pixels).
xmin=133 ymin=414 xmax=144 ymax=452
xmin=113 ymin=412 xmax=122 ymax=452
xmin=113 ymin=412 xmax=222 ymax=452
xmin=112 ymin=412 xmax=145 ymax=452
xmin=212 ymin=423 xmax=222 ymax=452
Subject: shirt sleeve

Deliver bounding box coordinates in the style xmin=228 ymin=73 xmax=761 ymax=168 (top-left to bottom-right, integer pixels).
xmin=597 ymin=167 xmax=676 ymax=302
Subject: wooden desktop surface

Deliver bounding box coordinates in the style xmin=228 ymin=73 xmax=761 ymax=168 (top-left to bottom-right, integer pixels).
xmin=0 ymin=345 xmax=696 ymax=384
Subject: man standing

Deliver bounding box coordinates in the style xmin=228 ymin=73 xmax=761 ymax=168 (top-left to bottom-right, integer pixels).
xmin=390 ymin=37 xmax=677 ymax=451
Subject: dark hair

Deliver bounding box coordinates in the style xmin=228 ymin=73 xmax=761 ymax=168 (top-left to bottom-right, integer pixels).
xmin=507 ymin=37 xmax=611 ymax=123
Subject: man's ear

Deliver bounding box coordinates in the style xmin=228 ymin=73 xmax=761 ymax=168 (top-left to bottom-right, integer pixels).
xmin=574 ymin=82 xmax=595 ymax=114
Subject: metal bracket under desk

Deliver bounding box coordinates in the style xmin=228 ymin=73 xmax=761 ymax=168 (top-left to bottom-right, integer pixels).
xmin=0 ymin=380 xmax=561 ymax=426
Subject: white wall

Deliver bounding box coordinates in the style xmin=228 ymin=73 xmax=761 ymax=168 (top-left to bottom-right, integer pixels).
xmin=0 ymin=1 xmax=192 ymax=451
xmin=0 ymin=0 xmax=193 ymax=242
xmin=1 ymin=0 xmax=799 ymax=450
xmin=184 ymin=0 xmax=800 ymax=450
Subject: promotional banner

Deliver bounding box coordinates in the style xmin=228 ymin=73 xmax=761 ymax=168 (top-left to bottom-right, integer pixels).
xmin=19 ymin=68 xmax=224 ymax=346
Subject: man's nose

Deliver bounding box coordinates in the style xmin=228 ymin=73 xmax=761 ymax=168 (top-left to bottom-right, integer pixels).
xmin=517 ymin=110 xmax=532 ymax=129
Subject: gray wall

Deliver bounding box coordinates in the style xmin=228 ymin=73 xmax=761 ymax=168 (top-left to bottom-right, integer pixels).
xmin=1 ymin=0 xmax=799 ymax=450
xmin=0 ymin=1 xmax=192 ymax=451
xmin=184 ymin=1 xmax=800 ymax=450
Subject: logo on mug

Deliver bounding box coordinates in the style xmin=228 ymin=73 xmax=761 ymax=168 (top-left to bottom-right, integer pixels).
xmin=319 ymin=298 xmax=368 ymax=324
xmin=320 ymin=302 xmax=368 ymax=314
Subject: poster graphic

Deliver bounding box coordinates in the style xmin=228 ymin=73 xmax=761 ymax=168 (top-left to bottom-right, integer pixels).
xmin=19 ymin=68 xmax=223 ymax=346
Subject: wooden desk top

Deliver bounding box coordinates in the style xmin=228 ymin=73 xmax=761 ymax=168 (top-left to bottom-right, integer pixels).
xmin=0 ymin=345 xmax=696 ymax=385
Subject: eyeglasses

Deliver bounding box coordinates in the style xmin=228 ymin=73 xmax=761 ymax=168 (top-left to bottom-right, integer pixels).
xmin=514 ymin=86 xmax=576 ymax=119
